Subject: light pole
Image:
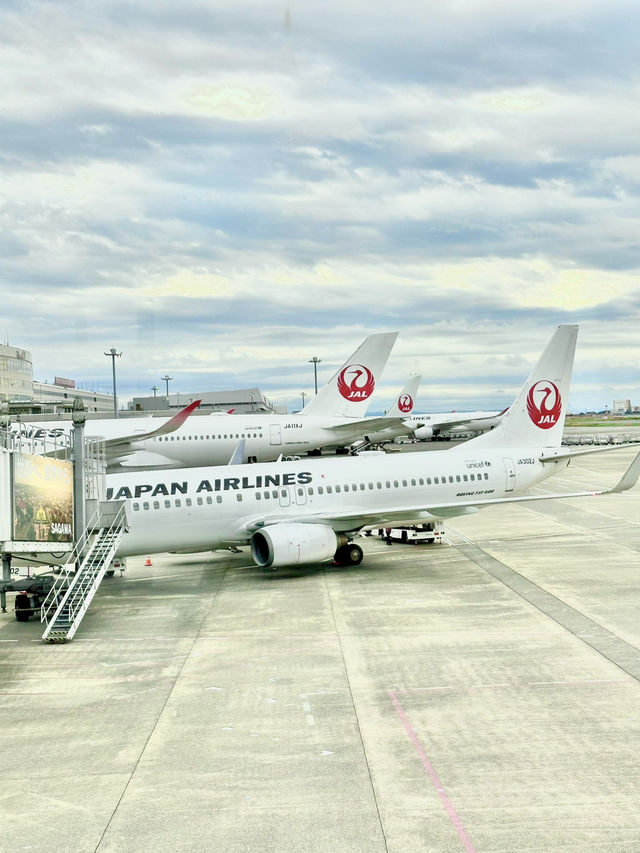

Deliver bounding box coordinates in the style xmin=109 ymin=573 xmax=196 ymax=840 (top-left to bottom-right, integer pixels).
xmin=309 ymin=356 xmax=321 ymax=394
xmin=104 ymin=348 xmax=122 ymax=418
xmin=161 ymin=375 xmax=172 ymax=403
xmin=301 ymin=391 xmax=307 ymax=409
xmin=151 ymin=385 xmax=159 ymax=398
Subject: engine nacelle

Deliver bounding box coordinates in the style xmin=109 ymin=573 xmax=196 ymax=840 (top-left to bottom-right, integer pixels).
xmin=251 ymin=523 xmax=346 ymax=568
xmin=413 ymin=425 xmax=434 ymax=440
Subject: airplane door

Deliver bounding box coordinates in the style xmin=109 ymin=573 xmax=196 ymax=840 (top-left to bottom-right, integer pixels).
xmin=270 ymin=424 xmax=282 ymax=446
xmin=503 ymin=457 xmax=516 ymax=492
xmin=295 ymin=485 xmax=307 ymax=506
xmin=278 ymin=487 xmax=292 ymax=508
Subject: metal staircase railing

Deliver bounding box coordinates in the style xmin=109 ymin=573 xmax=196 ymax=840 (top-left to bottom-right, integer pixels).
xmin=41 ymin=503 xmax=127 ymax=642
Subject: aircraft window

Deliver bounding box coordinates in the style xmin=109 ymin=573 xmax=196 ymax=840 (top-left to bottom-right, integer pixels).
xmin=335 ymin=485 xmax=341 ymax=493
xmin=256 ymin=492 xmax=261 ymax=499
xmin=170 ymin=437 xmax=174 ymax=441
xmin=297 ymin=488 xmax=304 ymax=496
xmin=207 ymin=496 xmax=213 ymax=504
xmin=308 ymin=487 xmax=314 ymax=495
xmin=343 ymin=484 xmax=348 ymax=492
xmin=216 ymin=496 xmax=222 ymax=503
xmin=434 ymin=477 xmax=439 ymax=484
xmin=377 ymin=482 xmax=382 ymax=489
xmin=392 ymin=480 xmax=398 ymax=488
xmin=197 ymin=497 xmax=203 ymax=505
xmin=448 ymin=476 xmax=454 ymax=483
xmin=463 ymin=475 xmax=468 ymax=482
xmin=237 ymin=494 xmax=242 ymax=501
xmin=272 ymin=490 xmax=278 ymax=498
xmin=425 ymin=478 xmax=430 ymax=485
xmin=281 ymin=489 xmax=287 ymax=497
xmin=236 ymin=434 xmax=239 ymax=439
xmin=456 ymin=475 xmax=461 ymax=483
xmin=385 ymin=481 xmax=391 ymax=488
xmin=164 ymin=500 xmax=171 ymax=508
xmin=484 ymin=473 xmax=489 ymax=480
xmin=143 ymin=502 xmax=150 ymax=510
xmin=224 ymin=434 xmax=227 ymax=439
xmin=263 ymin=491 xmax=270 ymax=499
xmin=411 ymin=479 xmax=416 ymax=486
xmin=133 ymin=502 xmax=140 ymax=511
xmin=188 ymin=436 xmax=192 ymax=440
xmin=175 ymin=499 xmax=181 ymax=507
xmin=206 ymin=435 xmax=209 ymax=440
xmin=360 ymin=483 xmax=365 ymax=491
xmin=326 ymin=486 xmax=333 ymax=494
xmin=368 ymin=483 xmax=374 ymax=490
xmin=318 ymin=487 xmax=324 ymax=495
xmin=402 ymin=479 xmax=407 ymax=487
xmin=186 ymin=498 xmax=192 ymax=506
xmin=153 ymin=501 xmax=160 ymax=509
xmin=470 ymin=473 xmax=475 ymax=481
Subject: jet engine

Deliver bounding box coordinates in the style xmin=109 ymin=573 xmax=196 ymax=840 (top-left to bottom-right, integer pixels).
xmin=251 ymin=523 xmax=347 ymax=569
xmin=413 ymin=425 xmax=434 ymax=440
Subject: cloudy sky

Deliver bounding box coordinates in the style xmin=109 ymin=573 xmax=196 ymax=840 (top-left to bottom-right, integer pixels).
xmin=2 ymin=0 xmax=639 ymax=413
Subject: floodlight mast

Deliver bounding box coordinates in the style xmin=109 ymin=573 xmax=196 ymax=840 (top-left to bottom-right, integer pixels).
xmin=104 ymin=348 xmax=122 ymax=418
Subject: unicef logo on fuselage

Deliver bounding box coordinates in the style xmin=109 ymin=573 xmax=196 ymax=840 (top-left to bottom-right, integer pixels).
xmin=526 ymin=380 xmax=562 ymax=429
xmin=337 ymin=363 xmax=375 ymax=401
xmin=398 ymin=394 xmax=413 ymax=413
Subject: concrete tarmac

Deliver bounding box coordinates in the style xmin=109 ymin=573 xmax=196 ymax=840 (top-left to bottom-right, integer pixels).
xmin=1 ymin=446 xmax=640 ymax=852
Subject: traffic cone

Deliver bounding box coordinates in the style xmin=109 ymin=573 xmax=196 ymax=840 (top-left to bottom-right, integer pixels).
xmin=145 ymin=556 xmax=152 ymax=566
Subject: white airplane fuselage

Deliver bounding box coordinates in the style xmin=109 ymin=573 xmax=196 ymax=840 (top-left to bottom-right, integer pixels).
xmin=12 ymin=414 xmax=401 ymax=468
xmin=107 ymin=447 xmax=569 ymax=559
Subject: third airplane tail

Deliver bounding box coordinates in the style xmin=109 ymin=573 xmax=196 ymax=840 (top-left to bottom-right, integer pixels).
xmin=468 ymin=324 xmax=578 ymax=450
xmin=301 ymin=331 xmax=398 ymax=419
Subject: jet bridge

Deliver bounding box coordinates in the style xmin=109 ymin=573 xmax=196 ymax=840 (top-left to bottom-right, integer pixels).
xmin=1 ymin=416 xmax=128 ymax=640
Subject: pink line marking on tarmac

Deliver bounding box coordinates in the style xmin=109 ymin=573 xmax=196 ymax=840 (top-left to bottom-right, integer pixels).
xmin=388 ymin=690 xmax=478 ymax=853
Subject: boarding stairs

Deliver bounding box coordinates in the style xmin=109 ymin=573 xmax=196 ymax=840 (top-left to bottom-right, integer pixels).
xmin=40 ymin=502 xmax=127 ymax=643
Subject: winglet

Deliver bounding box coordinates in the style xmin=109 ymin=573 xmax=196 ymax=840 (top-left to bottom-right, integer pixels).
xmin=148 ymin=399 xmax=201 ymax=438
xmin=603 ymin=449 xmax=640 ymax=494
xmin=229 ymin=439 xmax=246 ymax=465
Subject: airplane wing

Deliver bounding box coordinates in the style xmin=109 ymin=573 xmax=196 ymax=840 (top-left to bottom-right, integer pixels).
xmin=324 ymin=416 xmax=411 ymax=435
xmin=241 ymin=449 xmax=640 ymax=534
xmin=539 ymin=442 xmax=640 ymax=462
xmin=101 ymin=400 xmax=201 ymax=462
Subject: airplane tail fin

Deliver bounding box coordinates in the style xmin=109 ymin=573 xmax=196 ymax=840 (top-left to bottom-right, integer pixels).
xmin=468 ymin=325 xmax=578 ymax=450
xmin=385 ymin=375 xmax=421 ymax=417
xmin=301 ymin=332 xmax=399 ymax=418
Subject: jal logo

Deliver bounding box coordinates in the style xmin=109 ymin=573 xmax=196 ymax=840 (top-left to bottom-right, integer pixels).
xmin=337 ymin=363 xmax=375 ymax=401
xmin=398 ymin=393 xmax=413 ymax=413
xmin=526 ymin=380 xmax=562 ymax=429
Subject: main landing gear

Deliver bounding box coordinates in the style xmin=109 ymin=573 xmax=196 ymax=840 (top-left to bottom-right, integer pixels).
xmin=333 ymin=543 xmax=363 ymax=566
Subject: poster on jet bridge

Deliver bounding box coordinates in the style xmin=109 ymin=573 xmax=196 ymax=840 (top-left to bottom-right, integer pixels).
xmin=12 ymin=453 xmax=74 ymax=542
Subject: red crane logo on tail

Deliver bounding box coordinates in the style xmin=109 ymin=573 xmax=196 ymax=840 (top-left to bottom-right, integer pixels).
xmin=398 ymin=394 xmax=413 ymax=413
xmin=337 ymin=363 xmax=375 ymax=401
xmin=526 ymin=380 xmax=562 ymax=429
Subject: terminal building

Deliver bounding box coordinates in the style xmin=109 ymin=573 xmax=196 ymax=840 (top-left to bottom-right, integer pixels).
xmin=129 ymin=387 xmax=283 ymax=414
xmin=1 ymin=343 xmax=114 ymax=415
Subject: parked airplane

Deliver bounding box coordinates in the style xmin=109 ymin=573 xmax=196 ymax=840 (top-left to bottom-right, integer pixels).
xmin=13 ymin=332 xmax=404 ymax=470
xmin=409 ymin=409 xmax=505 ymax=440
xmin=105 ymin=325 xmax=640 ymax=569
